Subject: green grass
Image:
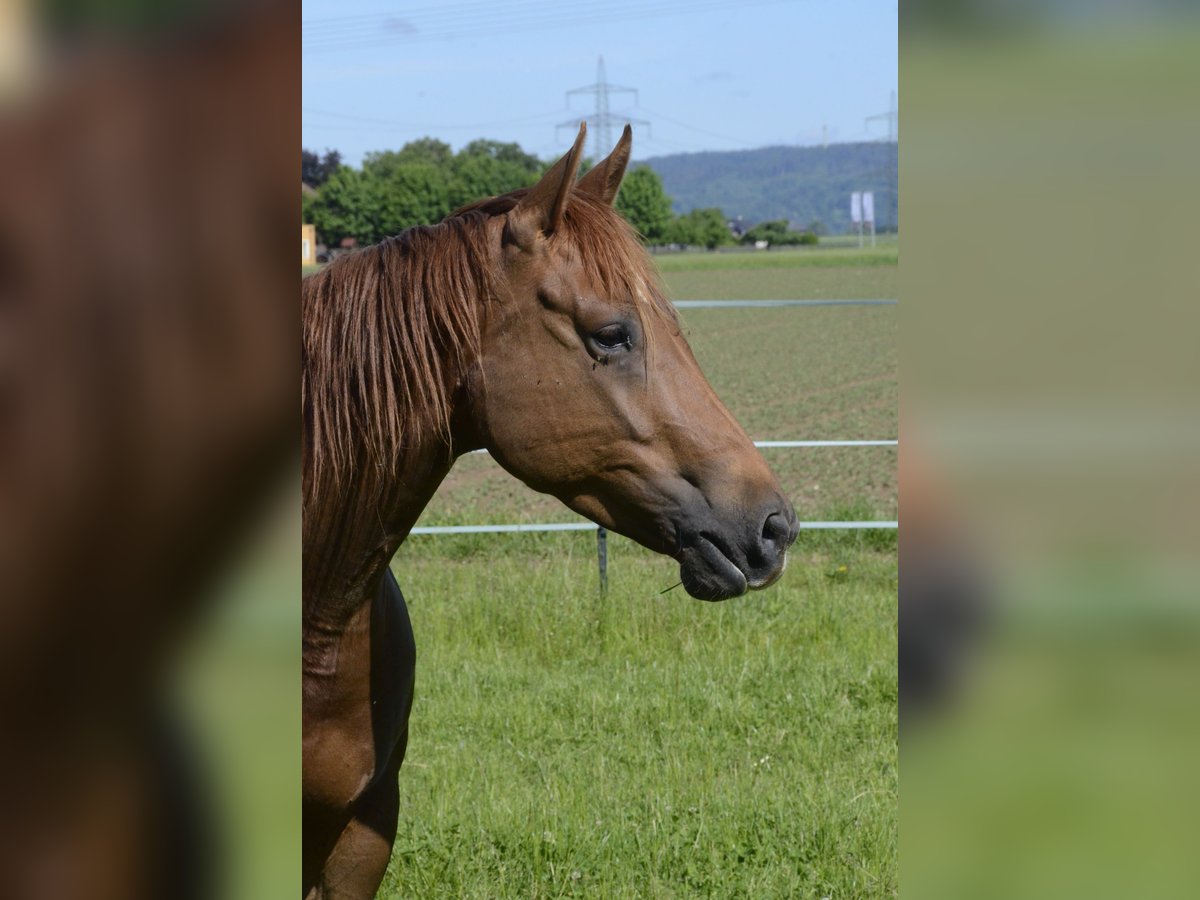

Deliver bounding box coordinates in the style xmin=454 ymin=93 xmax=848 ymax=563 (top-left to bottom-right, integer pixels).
xmin=805 ymin=234 xmax=898 ymax=250
xmin=683 ymin=305 xmax=897 ymax=522
xmin=662 ymin=265 xmax=896 ymax=302
xmin=381 ymin=249 xmax=897 ymax=896
xmin=382 ymin=533 xmax=897 ymax=898
xmin=651 ymin=243 xmax=897 ymax=272
xmin=654 ymin=243 xmax=897 ymax=303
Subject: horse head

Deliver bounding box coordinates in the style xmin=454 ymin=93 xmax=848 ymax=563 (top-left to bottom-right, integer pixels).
xmin=459 ymin=125 xmax=798 ymax=600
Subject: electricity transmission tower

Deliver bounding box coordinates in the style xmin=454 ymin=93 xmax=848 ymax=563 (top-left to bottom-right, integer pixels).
xmin=865 ymin=90 xmax=898 ymax=142
xmin=864 ymin=90 xmax=898 ymax=231
xmin=558 ymin=56 xmax=648 ymax=160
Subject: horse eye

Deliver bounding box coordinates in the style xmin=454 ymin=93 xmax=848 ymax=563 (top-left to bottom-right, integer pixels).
xmin=592 ymin=324 xmax=630 ymax=351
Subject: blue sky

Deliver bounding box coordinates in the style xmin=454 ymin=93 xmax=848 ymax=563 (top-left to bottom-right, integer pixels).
xmin=302 ymin=1 xmax=897 ymax=166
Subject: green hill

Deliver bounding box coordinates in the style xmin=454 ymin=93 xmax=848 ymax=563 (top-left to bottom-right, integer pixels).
xmin=640 ymin=141 xmax=897 ymax=235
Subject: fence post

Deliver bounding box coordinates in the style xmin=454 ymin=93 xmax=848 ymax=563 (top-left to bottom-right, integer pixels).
xmin=596 ymin=526 xmax=608 ymax=595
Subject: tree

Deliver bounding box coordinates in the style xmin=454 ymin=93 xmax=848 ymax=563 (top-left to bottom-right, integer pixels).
xmin=301 ymin=188 xmax=318 ymax=231
xmin=742 ymin=219 xmax=808 ymax=246
xmin=301 ymin=149 xmax=319 ymax=185
xmin=307 ymin=166 xmax=381 ymax=246
xmin=669 ymin=208 xmax=732 ymax=250
xmin=448 ymin=152 xmax=539 ymax=210
xmin=302 ymin=148 xmax=343 ymax=187
xmin=365 ymin=138 xmax=453 ymax=174
xmin=310 ymin=135 xmax=695 ymax=249
xmin=375 ymin=163 xmax=451 ymax=232
xmin=459 ymin=139 xmax=541 ymax=171
xmin=615 ymin=166 xmax=673 ymax=244
xmin=307 ymin=161 xmax=451 ymax=246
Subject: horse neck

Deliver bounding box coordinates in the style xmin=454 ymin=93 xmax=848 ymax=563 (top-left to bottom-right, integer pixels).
xmin=303 ymin=434 xmax=458 ymax=630
xmin=303 ymin=222 xmax=495 ymax=630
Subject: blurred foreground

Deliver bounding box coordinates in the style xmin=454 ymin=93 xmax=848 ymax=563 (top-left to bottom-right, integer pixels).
xmin=0 ymin=2 xmax=297 ymax=897
xmin=902 ymin=3 xmax=1200 ymax=898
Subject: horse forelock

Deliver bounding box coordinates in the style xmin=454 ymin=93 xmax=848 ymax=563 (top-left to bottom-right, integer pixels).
xmin=559 ymin=194 xmax=680 ymax=365
xmin=453 ymin=188 xmax=676 ymax=328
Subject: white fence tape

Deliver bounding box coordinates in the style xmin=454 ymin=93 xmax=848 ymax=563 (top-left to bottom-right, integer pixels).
xmin=408 ymin=520 xmax=897 ymax=536
xmin=416 ymin=438 xmax=899 ymax=536
xmin=470 ymin=439 xmax=896 ymax=456
xmin=410 ymin=523 xmax=597 ymax=535
xmin=755 ymin=440 xmax=897 ymax=448
xmin=674 ymin=299 xmax=896 ymax=308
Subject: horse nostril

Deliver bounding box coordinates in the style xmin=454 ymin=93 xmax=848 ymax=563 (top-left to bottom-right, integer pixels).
xmin=761 ymin=512 xmax=789 ymax=548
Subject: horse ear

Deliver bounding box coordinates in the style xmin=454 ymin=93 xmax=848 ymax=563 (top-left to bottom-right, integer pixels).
xmin=576 ymin=124 xmax=632 ymax=205
xmin=511 ymin=123 xmax=587 ymax=244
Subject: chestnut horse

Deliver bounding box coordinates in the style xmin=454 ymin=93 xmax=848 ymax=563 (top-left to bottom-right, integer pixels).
xmin=302 ymin=124 xmax=798 ymax=898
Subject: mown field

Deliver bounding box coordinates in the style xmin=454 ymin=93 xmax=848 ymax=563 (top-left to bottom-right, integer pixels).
xmin=378 ymin=248 xmax=898 ymax=897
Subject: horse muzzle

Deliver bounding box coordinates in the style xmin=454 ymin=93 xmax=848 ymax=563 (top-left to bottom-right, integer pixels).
xmin=675 ymin=498 xmax=799 ymax=601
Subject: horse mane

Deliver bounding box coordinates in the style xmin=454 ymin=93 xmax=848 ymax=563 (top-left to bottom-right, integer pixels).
xmin=302 ymin=189 xmax=676 ymax=524
xmin=303 ymin=210 xmax=494 ymax=517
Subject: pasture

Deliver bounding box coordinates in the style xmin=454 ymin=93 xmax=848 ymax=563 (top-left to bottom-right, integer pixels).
xmin=652 ymin=242 xmax=897 ymax=273
xmin=377 ymin=249 xmax=898 ymax=897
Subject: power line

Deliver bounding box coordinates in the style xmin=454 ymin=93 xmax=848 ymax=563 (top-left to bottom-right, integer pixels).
xmin=304 ymin=0 xmax=581 ymax=36
xmin=558 ymin=57 xmax=648 ymax=161
xmin=302 ymin=0 xmax=790 ymax=53
xmin=303 ymin=0 xmax=786 ymax=39
xmin=303 ymin=105 xmax=564 ymax=132
xmin=634 ymin=134 xmax=709 ymax=154
xmin=304 ymin=0 xmax=538 ymax=31
xmin=633 ymin=104 xmax=760 ymax=149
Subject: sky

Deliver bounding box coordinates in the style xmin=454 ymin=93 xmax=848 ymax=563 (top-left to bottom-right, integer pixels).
xmin=302 ymin=0 xmax=897 ymax=166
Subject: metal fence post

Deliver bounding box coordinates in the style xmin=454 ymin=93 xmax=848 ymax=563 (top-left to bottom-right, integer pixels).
xmin=596 ymin=526 xmax=608 ymax=595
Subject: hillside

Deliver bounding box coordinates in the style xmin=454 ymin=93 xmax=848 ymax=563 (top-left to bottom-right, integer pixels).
xmin=640 ymin=141 xmax=897 ymax=235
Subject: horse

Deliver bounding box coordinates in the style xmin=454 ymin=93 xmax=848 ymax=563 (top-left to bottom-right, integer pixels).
xmin=302 ymin=123 xmax=798 ymax=899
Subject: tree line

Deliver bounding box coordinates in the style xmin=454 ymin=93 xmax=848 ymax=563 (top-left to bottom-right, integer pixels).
xmin=302 ymin=139 xmax=819 ymax=253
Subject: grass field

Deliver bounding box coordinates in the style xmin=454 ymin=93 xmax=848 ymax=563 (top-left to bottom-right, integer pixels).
xmin=383 ymin=534 xmax=896 ymax=898
xmin=651 ymin=243 xmax=897 ymax=273
xmin=375 ymin=248 xmax=897 ymax=897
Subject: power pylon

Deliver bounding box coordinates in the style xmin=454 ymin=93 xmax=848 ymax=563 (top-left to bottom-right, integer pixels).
xmin=865 ymin=90 xmax=898 ymax=142
xmin=557 ymin=56 xmax=649 ymax=160
xmin=864 ymin=91 xmax=898 ymax=231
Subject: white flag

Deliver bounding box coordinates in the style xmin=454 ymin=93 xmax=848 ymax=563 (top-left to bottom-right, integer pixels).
xmin=863 ymin=191 xmax=875 ymax=223
xmin=851 ymin=192 xmax=862 ymax=224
